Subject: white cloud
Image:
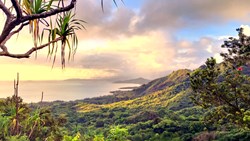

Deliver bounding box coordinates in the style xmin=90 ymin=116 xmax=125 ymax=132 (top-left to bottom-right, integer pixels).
xmin=214 ymin=53 xmax=224 ymax=63
xmin=206 ymin=45 xmax=213 ymax=53
xmin=241 ymin=25 xmax=250 ymax=36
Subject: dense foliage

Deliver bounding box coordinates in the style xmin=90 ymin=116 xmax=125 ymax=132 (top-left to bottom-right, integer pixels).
xmin=1 ymin=68 xmax=250 ymax=140
xmin=2 ymin=27 xmax=250 ymax=140
xmin=0 ymin=95 xmax=67 ymax=140
xmin=190 ymin=28 xmax=250 ymax=128
xmin=2 ymin=61 xmax=250 ymax=140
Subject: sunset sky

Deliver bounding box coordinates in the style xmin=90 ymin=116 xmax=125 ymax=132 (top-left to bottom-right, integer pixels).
xmin=1 ymin=0 xmax=250 ymax=81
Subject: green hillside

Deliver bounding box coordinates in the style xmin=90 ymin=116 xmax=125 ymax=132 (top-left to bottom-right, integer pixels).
xmin=54 ymin=68 xmax=249 ymax=140
xmin=2 ymin=68 xmax=250 ymax=140
xmin=82 ymin=69 xmax=191 ymax=105
xmin=133 ymin=69 xmax=191 ymax=97
xmin=66 ymin=69 xmax=204 ymax=140
xmin=77 ymin=70 xmax=193 ymax=113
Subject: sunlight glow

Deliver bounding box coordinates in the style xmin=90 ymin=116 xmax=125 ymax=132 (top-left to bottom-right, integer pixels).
xmin=0 ymin=63 xmax=115 ymax=81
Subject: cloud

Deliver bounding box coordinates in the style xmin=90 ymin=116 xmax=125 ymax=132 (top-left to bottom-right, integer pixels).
xmin=0 ymin=59 xmax=117 ymax=81
xmin=74 ymin=30 xmax=225 ymax=79
xmin=80 ymin=53 xmax=126 ymax=70
xmin=136 ymin=0 xmax=250 ymax=32
xmin=241 ymin=25 xmax=250 ymax=36
xmin=75 ymin=0 xmax=137 ymax=38
xmin=166 ymin=36 xmax=224 ymax=70
xmin=1 ymin=0 xmax=247 ymax=80
xmin=50 ymin=1 xmax=250 ymax=79
xmin=74 ymin=31 xmax=177 ymax=79
xmin=74 ymin=0 xmax=250 ymax=40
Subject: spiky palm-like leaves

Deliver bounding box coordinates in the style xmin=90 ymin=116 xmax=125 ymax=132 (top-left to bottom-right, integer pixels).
xmin=43 ymin=12 xmax=85 ymax=68
xmin=0 ymin=95 xmax=29 ymax=136
xmin=0 ymin=0 xmax=122 ymax=67
xmin=22 ymin=0 xmax=54 ymax=57
xmin=101 ymin=0 xmax=124 ymax=11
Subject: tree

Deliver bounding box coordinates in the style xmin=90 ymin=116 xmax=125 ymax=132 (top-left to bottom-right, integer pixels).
xmin=190 ymin=28 xmax=250 ymax=127
xmin=107 ymin=126 xmax=129 ymax=141
xmin=0 ymin=95 xmax=30 ymax=138
xmin=0 ymin=74 xmax=68 ymax=140
xmin=0 ymin=97 xmax=69 ymax=140
xmin=0 ymin=0 xmax=122 ymax=68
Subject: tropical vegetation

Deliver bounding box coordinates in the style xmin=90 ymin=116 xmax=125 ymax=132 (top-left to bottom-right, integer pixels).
xmin=0 ymin=1 xmax=250 ymax=140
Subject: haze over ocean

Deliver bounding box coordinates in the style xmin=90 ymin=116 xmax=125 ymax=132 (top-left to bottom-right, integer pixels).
xmin=0 ymin=80 xmax=139 ymax=103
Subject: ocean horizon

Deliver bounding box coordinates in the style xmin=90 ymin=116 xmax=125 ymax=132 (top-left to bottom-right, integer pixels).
xmin=0 ymin=80 xmax=140 ymax=103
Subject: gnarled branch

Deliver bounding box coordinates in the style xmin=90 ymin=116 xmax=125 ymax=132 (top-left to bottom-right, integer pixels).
xmin=0 ymin=0 xmax=77 ymax=46
xmin=21 ymin=0 xmax=77 ymax=22
xmin=11 ymin=0 xmax=22 ymax=19
xmin=0 ymin=37 xmax=63 ymax=58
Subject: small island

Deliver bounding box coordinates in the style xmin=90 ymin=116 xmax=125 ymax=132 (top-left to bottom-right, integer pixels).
xmin=114 ymin=77 xmax=150 ymax=84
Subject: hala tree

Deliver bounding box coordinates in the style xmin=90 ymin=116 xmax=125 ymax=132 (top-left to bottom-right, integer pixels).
xmin=0 ymin=95 xmax=68 ymax=140
xmin=190 ymin=28 xmax=250 ymax=127
xmin=0 ymin=74 xmax=68 ymax=140
xmin=0 ymin=0 xmax=122 ymax=68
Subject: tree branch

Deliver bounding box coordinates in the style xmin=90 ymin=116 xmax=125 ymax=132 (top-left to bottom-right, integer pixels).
xmin=2 ymin=22 xmax=29 ymax=45
xmin=0 ymin=1 xmax=14 ymax=30
xmin=0 ymin=0 xmax=76 ymax=45
xmin=21 ymin=0 xmax=77 ymax=22
xmin=0 ymin=1 xmax=12 ymax=16
xmin=0 ymin=37 xmax=63 ymax=58
xmin=11 ymin=0 xmax=22 ymax=19
xmin=0 ymin=44 xmax=8 ymax=52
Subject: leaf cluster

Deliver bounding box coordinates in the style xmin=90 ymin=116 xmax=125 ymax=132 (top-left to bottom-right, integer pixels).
xmin=190 ymin=28 xmax=250 ymax=128
xmin=0 ymin=96 xmax=67 ymax=140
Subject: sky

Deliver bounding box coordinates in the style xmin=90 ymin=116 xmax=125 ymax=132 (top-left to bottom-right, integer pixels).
xmin=1 ymin=0 xmax=250 ymax=81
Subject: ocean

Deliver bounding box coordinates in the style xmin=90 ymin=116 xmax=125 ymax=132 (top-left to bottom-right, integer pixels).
xmin=0 ymin=80 xmax=140 ymax=103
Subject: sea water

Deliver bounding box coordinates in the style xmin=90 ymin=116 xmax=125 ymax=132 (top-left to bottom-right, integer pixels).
xmin=0 ymin=80 xmax=139 ymax=103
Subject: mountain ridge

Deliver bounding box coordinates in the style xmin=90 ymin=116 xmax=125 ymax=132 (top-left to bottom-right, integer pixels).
xmin=81 ymin=69 xmax=191 ymax=105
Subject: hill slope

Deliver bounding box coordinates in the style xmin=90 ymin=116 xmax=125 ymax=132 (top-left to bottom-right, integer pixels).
xmin=82 ymin=69 xmax=191 ymax=104
xmin=68 ymin=69 xmax=203 ymax=140
xmin=77 ymin=69 xmax=192 ymax=113
xmin=133 ymin=69 xmax=191 ymax=97
xmin=41 ymin=67 xmax=250 ymax=140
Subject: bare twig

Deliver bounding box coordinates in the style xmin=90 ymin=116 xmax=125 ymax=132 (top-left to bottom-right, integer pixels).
xmin=40 ymin=92 xmax=44 ymax=104
xmin=14 ymin=73 xmax=20 ymax=135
